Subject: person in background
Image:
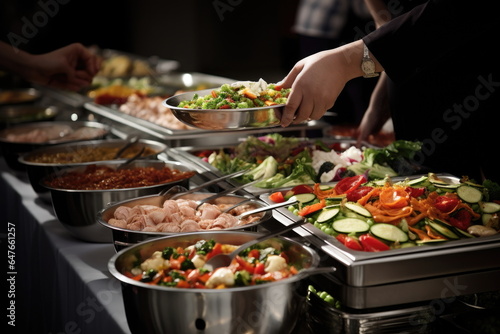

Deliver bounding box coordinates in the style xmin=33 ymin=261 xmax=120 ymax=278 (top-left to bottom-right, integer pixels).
xmin=0 ymin=41 xmax=101 ymax=91
xmin=292 ymin=0 xmax=377 ymax=125
xmin=279 ymin=0 xmax=499 ymax=183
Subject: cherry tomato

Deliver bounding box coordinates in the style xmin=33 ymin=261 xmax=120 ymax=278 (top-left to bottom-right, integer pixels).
xmin=247 ymin=249 xmax=260 ymax=259
xmin=358 ymin=234 xmax=390 ymax=252
xmin=269 ymin=191 xmax=285 ymax=203
xmin=346 ymin=186 xmax=374 ymax=202
xmin=334 ymin=175 xmax=367 ymax=195
xmin=434 ymin=195 xmax=460 ymax=213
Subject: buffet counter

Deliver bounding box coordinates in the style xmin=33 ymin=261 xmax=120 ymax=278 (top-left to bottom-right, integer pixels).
xmin=2 ymin=159 xmax=131 ymax=334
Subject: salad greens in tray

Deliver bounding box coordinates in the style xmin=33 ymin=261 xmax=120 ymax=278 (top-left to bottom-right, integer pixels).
xmin=191 ymin=133 xmax=424 ymax=189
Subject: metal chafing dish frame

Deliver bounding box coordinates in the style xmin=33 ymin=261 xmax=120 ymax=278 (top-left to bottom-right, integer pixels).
xmin=84 ymin=102 xmax=329 ymax=147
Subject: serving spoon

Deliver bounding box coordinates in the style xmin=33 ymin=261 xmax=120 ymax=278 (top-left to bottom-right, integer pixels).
xmin=113 ymin=135 xmax=140 ymax=159
xmin=159 ymin=169 xmax=250 ymax=199
xmin=203 ymin=215 xmax=308 ymax=271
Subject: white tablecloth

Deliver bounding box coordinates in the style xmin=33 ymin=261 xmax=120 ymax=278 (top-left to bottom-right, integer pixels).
xmin=1 ymin=160 xmax=131 ymax=334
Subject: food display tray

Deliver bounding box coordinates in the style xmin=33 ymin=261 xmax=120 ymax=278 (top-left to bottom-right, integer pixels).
xmin=84 ymin=102 xmax=329 ymax=147
xmin=167 ymin=137 xmax=365 ymax=195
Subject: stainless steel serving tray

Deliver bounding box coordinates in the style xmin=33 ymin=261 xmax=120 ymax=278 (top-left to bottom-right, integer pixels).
xmin=167 ymin=138 xmax=370 ymax=195
xmin=84 ymin=101 xmax=329 ymax=147
xmin=258 ymin=174 xmax=500 ymax=289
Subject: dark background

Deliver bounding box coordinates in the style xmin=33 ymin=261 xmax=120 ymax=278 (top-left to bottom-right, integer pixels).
xmin=0 ymin=0 xmax=300 ymax=83
xmin=0 ymin=0 xmax=377 ymax=125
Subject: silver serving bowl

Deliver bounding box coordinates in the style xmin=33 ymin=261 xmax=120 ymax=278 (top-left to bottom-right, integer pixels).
xmin=98 ymin=192 xmax=272 ymax=252
xmin=40 ymin=160 xmax=196 ymax=243
xmin=18 ymin=138 xmax=167 ymax=199
xmin=0 ymin=88 xmax=41 ymax=106
xmin=163 ymin=89 xmax=284 ymax=130
xmin=0 ymin=105 xmax=58 ymax=130
xmin=109 ymin=230 xmax=326 ymax=334
xmin=0 ymin=120 xmax=110 ymax=171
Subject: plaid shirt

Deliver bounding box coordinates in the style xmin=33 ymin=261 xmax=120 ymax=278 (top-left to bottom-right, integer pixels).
xmin=293 ymin=0 xmax=371 ymax=39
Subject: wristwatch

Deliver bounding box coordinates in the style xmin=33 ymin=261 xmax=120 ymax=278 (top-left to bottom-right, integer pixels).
xmin=361 ymin=43 xmax=379 ymax=78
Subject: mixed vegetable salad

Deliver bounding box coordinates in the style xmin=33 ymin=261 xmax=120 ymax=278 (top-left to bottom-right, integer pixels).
xmin=124 ymin=239 xmax=301 ymax=289
xmin=195 ymin=133 xmax=423 ymax=189
xmin=177 ymin=79 xmax=290 ymax=109
xmin=268 ymin=173 xmax=500 ymax=252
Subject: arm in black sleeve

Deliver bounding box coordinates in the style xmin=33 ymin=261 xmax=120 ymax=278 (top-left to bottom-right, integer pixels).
xmin=363 ymin=0 xmax=499 ymax=84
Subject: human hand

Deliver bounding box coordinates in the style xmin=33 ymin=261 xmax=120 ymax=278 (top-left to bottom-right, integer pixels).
xmin=29 ymin=43 xmax=102 ymax=91
xmin=278 ymin=40 xmax=365 ymax=127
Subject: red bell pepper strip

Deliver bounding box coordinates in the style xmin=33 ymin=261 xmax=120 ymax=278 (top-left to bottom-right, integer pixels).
xmin=334 ymin=175 xmax=367 ymax=195
xmin=358 ymin=234 xmax=390 ymax=252
xmin=336 ymin=234 xmax=364 ymax=251
xmin=205 ymin=243 xmax=223 ymax=260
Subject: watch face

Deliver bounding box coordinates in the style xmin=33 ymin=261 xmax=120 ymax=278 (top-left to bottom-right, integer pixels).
xmin=362 ymin=60 xmax=375 ymax=73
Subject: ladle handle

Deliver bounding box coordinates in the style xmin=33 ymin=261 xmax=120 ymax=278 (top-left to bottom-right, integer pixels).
xmin=231 ymin=218 xmax=309 ymax=256
xmin=195 ymin=178 xmax=261 ymax=206
xmin=237 ymin=199 xmax=298 ymax=218
xmin=183 ymin=169 xmax=250 ymax=195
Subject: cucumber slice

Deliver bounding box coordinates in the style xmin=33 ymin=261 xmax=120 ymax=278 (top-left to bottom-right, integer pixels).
xmin=427 ymin=219 xmax=459 ymax=239
xmin=453 ymin=226 xmax=475 ymax=238
xmin=325 ymin=194 xmax=346 ymax=201
xmin=293 ymin=193 xmax=317 ymax=204
xmin=344 ymin=202 xmax=372 ymax=218
xmin=407 ymin=175 xmax=428 ymax=186
xmin=316 ymin=206 xmax=340 ymax=224
xmin=332 ymin=218 xmax=370 ymax=234
xmin=416 ymin=239 xmax=448 ymax=245
xmin=434 ymin=183 xmax=460 ymax=189
xmin=482 ymin=213 xmax=494 ymax=225
xmin=456 ymin=185 xmax=483 ymax=203
xmin=370 ymin=223 xmax=409 ymax=243
xmin=319 ymin=184 xmax=333 ymax=191
xmin=480 ymin=202 xmax=500 ymax=213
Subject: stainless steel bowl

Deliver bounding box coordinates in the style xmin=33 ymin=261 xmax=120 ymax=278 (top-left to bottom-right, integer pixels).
xmin=0 ymin=105 xmax=58 ymax=130
xmin=98 ymin=192 xmax=272 ymax=251
xmin=163 ymin=89 xmax=284 ymax=130
xmin=109 ymin=230 xmax=323 ymax=334
xmin=40 ymin=160 xmax=196 ymax=243
xmin=0 ymin=88 xmax=41 ymax=106
xmin=0 ymin=120 xmax=110 ymax=171
xmin=18 ymin=138 xmax=168 ymax=199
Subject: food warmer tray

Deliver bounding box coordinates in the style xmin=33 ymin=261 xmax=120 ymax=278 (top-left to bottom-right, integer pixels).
xmin=256 ymin=174 xmax=500 ymax=288
xmin=271 ymin=210 xmax=500 ymax=309
xmin=85 ymin=101 xmax=329 ymax=148
xmin=167 ymin=137 xmax=365 ymax=196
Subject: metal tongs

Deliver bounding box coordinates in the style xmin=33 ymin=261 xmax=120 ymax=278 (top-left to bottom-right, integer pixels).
xmin=159 ymin=169 xmax=250 ymax=199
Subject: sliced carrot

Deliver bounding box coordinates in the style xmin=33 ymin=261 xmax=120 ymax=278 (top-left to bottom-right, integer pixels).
xmin=409 ymin=226 xmax=431 ymax=241
xmin=357 ymin=187 xmax=380 ymax=206
xmin=297 ymin=199 xmax=326 ymax=217
xmin=425 ymin=225 xmax=447 ymax=239
xmin=241 ymin=88 xmax=257 ymax=99
xmin=406 ymin=211 xmax=427 ymax=226
xmin=378 ymin=186 xmax=410 ymax=209
xmin=313 ymin=183 xmax=339 ymax=199
xmin=264 ymin=100 xmax=277 ymax=106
